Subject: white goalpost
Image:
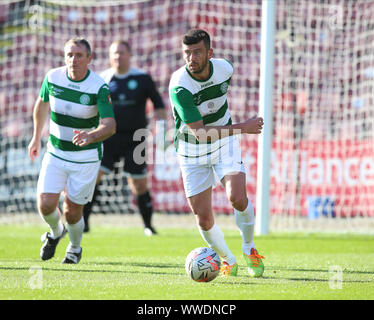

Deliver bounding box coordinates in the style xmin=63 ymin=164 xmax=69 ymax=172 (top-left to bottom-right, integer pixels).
xmin=255 ymin=0 xmax=276 ymax=235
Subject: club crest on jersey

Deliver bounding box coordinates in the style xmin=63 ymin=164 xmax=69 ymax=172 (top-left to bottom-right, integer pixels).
xmin=109 ymin=81 xmax=118 ymax=91
xmin=127 ymin=79 xmax=138 ymax=90
xmin=220 ymin=82 xmax=228 ymax=94
xmin=79 ymin=94 xmax=90 ymax=105
xmin=207 ymin=102 xmax=215 ymax=110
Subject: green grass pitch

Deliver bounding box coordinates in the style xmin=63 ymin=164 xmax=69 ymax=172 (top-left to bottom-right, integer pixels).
xmin=0 ymin=223 xmax=373 ymax=300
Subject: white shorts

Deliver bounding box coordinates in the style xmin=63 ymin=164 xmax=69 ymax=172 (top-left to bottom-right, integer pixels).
xmin=178 ymin=137 xmax=245 ymax=198
xmin=37 ymin=153 xmax=100 ymax=205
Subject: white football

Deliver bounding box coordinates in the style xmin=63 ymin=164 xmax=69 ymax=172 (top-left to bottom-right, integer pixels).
xmin=185 ymin=247 xmax=221 ymax=282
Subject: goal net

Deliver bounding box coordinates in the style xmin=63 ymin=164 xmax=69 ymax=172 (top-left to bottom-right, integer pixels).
xmin=0 ymin=0 xmax=373 ymax=232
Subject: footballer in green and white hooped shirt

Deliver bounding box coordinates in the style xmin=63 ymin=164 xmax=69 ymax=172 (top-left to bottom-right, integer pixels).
xmin=28 ymin=37 xmax=116 ymax=264
xmin=169 ymin=29 xmax=265 ymax=278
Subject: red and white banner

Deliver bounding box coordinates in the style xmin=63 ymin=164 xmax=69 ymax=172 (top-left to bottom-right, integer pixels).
xmin=151 ymin=137 xmax=374 ymax=217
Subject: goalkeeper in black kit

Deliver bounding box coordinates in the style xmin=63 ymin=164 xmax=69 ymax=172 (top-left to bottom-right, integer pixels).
xmin=83 ymin=40 xmax=166 ymax=235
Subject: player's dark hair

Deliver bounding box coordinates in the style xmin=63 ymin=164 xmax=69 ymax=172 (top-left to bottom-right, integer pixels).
xmin=65 ymin=37 xmax=92 ymax=56
xmin=182 ymin=29 xmax=210 ymax=49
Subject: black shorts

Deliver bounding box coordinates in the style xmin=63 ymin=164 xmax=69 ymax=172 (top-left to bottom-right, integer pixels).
xmin=100 ymin=132 xmax=147 ymax=177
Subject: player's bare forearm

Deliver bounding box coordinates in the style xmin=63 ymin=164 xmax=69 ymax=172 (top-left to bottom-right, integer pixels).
xmin=187 ymin=116 xmax=264 ymax=143
xmin=31 ymin=97 xmax=50 ymax=140
xmin=72 ymin=117 xmax=116 ymax=147
xmin=28 ymin=97 xmax=50 ymax=160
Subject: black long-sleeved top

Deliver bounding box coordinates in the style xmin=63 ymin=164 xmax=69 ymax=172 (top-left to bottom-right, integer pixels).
xmin=101 ymin=67 xmax=165 ymax=133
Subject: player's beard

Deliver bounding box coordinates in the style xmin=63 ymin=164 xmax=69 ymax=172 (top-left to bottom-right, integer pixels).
xmin=188 ymin=56 xmax=209 ymax=75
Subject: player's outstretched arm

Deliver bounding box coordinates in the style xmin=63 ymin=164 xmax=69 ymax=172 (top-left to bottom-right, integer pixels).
xmin=186 ymin=115 xmax=264 ymax=143
xmin=236 ymin=116 xmax=264 ymax=135
xmin=28 ymin=96 xmax=50 ymax=160
xmin=72 ymin=117 xmax=116 ymax=147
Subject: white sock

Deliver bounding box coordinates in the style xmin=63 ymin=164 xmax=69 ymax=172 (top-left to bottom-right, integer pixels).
xmin=66 ymin=217 xmax=84 ymax=253
xmin=40 ymin=209 xmax=64 ymax=239
xmin=235 ymin=201 xmax=255 ymax=255
xmin=198 ymin=223 xmax=236 ymax=265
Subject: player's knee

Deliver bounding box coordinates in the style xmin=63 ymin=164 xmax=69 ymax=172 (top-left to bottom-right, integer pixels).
xmin=196 ymin=215 xmax=214 ymax=231
xmin=37 ymin=195 xmax=58 ymax=216
xmin=129 ymin=177 xmax=148 ymax=195
xmin=64 ymin=208 xmax=82 ymax=224
xmin=230 ymin=196 xmax=248 ymax=212
xmin=134 ymin=183 xmax=147 ymax=195
xmin=38 ymin=201 xmax=57 ymax=216
xmin=63 ymin=198 xmax=83 ymax=224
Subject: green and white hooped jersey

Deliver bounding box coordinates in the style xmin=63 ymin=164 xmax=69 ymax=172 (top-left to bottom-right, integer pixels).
xmin=39 ymin=66 xmax=114 ymax=163
xmin=169 ymin=58 xmax=234 ymax=159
